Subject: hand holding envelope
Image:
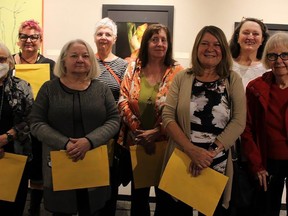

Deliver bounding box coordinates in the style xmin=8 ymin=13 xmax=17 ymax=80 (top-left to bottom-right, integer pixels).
xmin=50 ymin=145 xmax=109 ymax=191
xmin=159 ymin=148 xmax=228 ymax=216
xmin=0 ymin=153 xmax=27 ymax=202
xmin=130 ymin=141 xmax=167 ymax=189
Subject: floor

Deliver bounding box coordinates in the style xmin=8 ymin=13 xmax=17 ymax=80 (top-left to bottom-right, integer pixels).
xmin=23 ymin=191 xmax=286 ymax=216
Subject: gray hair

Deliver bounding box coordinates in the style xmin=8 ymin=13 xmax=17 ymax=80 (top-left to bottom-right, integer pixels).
xmin=262 ymin=32 xmax=288 ymax=69
xmin=0 ymin=42 xmax=15 ymax=70
xmin=54 ymin=39 xmax=100 ymax=79
xmin=94 ymin=17 xmax=117 ymax=36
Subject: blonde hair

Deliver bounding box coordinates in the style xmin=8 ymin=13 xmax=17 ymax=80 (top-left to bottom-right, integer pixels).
xmin=54 ymin=39 xmax=100 ymax=79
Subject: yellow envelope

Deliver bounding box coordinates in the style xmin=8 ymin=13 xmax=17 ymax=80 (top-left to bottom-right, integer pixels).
xmin=159 ymin=148 xmax=228 ymax=216
xmin=0 ymin=153 xmax=28 ymax=202
xmin=50 ymin=145 xmax=109 ymax=191
xmin=130 ymin=141 xmax=167 ymax=189
xmin=15 ymin=64 xmax=50 ymax=97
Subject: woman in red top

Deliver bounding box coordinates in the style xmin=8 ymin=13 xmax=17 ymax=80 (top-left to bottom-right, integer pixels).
xmin=242 ymin=32 xmax=288 ymax=216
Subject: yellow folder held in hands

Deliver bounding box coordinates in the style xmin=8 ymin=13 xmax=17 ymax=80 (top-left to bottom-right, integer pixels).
xmin=159 ymin=148 xmax=228 ymax=216
xmin=0 ymin=153 xmax=28 ymax=202
xmin=15 ymin=64 xmax=50 ymax=97
xmin=130 ymin=141 xmax=167 ymax=189
xmin=50 ymin=145 xmax=109 ymax=191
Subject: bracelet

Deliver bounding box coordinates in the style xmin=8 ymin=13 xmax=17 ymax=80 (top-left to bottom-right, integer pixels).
xmin=6 ymin=132 xmax=14 ymax=142
xmin=208 ymin=142 xmax=219 ymax=151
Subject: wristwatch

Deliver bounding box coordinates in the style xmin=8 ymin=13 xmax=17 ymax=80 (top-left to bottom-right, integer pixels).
xmin=6 ymin=132 xmax=14 ymax=142
xmin=208 ymin=142 xmax=219 ymax=151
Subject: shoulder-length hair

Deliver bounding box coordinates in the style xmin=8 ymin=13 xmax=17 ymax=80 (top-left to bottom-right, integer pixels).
xmin=262 ymin=32 xmax=288 ymax=69
xmin=229 ymin=17 xmax=269 ymax=60
xmin=54 ymin=39 xmax=100 ymax=79
xmin=191 ymin=25 xmax=232 ymax=78
xmin=138 ymin=23 xmax=175 ymax=67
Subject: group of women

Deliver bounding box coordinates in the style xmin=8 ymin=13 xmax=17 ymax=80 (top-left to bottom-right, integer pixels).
xmin=0 ymin=16 xmax=287 ymax=216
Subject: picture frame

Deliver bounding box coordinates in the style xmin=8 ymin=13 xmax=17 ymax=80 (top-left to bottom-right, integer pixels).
xmin=234 ymin=22 xmax=288 ymax=35
xmin=102 ymin=4 xmax=174 ymax=59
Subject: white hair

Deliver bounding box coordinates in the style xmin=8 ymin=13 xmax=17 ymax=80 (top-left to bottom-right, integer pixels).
xmin=94 ymin=17 xmax=117 ymax=36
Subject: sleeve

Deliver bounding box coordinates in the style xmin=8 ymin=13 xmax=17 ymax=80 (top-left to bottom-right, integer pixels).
xmin=241 ymin=85 xmax=264 ymax=174
xmin=13 ymin=80 xmax=34 ymax=143
xmin=29 ymin=82 xmax=69 ymax=150
xmin=162 ymin=71 xmax=181 ymax=129
xmin=118 ymin=62 xmax=141 ymax=132
xmin=216 ymin=72 xmax=247 ymax=149
xmin=85 ymin=85 xmax=120 ymax=148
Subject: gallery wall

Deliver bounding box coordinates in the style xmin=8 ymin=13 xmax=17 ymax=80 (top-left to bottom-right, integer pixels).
xmin=43 ymin=0 xmax=288 ymax=201
xmin=43 ymin=0 xmax=288 ymax=67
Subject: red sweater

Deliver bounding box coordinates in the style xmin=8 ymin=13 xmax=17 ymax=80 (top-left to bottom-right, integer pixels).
xmin=241 ymin=71 xmax=288 ymax=174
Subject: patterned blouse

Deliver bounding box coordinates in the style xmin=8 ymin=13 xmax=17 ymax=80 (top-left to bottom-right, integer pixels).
xmin=118 ymin=59 xmax=183 ymax=146
xmin=190 ymin=78 xmax=230 ymax=174
xmin=0 ymin=72 xmax=33 ymax=157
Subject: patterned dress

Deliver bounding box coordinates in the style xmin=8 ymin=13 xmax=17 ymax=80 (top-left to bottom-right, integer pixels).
xmin=190 ymin=78 xmax=230 ymax=174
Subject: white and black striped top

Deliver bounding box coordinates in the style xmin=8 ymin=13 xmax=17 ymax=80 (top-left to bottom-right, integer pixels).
xmin=96 ymin=57 xmax=128 ymax=102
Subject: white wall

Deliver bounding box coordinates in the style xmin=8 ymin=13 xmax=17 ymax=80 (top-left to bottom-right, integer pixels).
xmin=43 ymin=0 xmax=288 ymax=68
xmin=43 ymin=0 xmax=287 ymax=202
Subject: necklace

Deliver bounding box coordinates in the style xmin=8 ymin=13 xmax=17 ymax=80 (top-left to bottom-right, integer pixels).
xmin=0 ymin=86 xmax=4 ymax=121
xmin=19 ymin=52 xmax=40 ymax=64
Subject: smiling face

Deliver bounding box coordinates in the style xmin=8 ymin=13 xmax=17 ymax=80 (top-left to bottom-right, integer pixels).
xmin=197 ymin=33 xmax=222 ymax=69
xmin=238 ymin=21 xmax=263 ymax=54
xmin=17 ymin=27 xmax=42 ymax=54
xmin=64 ymin=42 xmax=91 ymax=76
xmin=94 ymin=27 xmax=116 ymax=53
xmin=147 ymin=29 xmax=168 ymax=60
xmin=267 ymin=46 xmax=288 ymax=78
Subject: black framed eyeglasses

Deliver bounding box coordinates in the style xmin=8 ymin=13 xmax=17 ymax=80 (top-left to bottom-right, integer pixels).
xmin=266 ymin=52 xmax=288 ymax=61
xmin=0 ymin=57 xmax=8 ymax=63
xmin=19 ymin=33 xmax=40 ymax=42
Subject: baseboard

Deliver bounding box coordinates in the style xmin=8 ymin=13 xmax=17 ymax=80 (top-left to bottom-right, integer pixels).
xmin=118 ymin=194 xmax=156 ymax=203
xmin=118 ymin=194 xmax=286 ymax=210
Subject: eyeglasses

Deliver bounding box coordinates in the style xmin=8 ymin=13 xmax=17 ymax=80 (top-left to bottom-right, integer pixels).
xmin=266 ymin=52 xmax=288 ymax=61
xmin=150 ymin=37 xmax=167 ymax=44
xmin=19 ymin=33 xmax=40 ymax=42
xmin=0 ymin=57 xmax=8 ymax=63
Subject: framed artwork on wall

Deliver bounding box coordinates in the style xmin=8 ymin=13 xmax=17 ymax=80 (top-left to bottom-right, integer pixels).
xmin=234 ymin=22 xmax=288 ymax=35
xmin=0 ymin=0 xmax=43 ymax=53
xmin=102 ymin=4 xmax=174 ymax=60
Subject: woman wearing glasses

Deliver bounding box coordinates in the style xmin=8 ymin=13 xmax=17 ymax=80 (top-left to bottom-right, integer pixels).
xmin=242 ymin=32 xmax=288 ymax=216
xmin=13 ymin=19 xmax=55 ymax=216
xmin=13 ymin=20 xmax=55 ymax=76
xmin=0 ymin=42 xmax=33 ymax=215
